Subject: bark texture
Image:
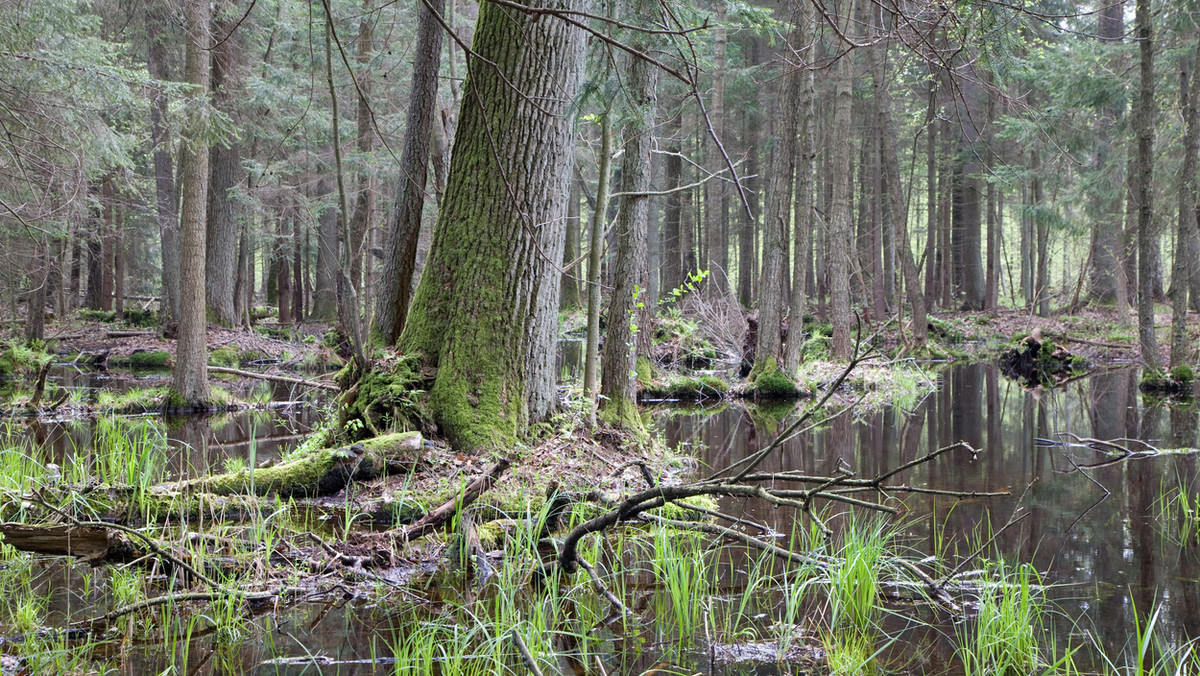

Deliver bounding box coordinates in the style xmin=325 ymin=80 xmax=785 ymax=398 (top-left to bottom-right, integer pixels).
xmin=398 ymin=0 xmax=587 ymax=449
xmin=600 ymin=52 xmax=656 ymax=428
xmin=374 ymin=0 xmax=444 ymax=344
xmin=171 ymin=0 xmax=212 ymax=406
xmin=205 ymin=0 xmax=244 ymax=328
xmin=829 ymin=0 xmax=856 ymax=359
xmin=1135 ymin=0 xmax=1159 ymax=372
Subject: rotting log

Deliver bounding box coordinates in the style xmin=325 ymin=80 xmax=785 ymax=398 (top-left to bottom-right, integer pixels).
xmin=0 ymin=523 xmax=139 ymax=562
xmin=156 ymin=431 xmax=423 ymax=500
xmin=208 ymin=366 xmax=340 ymax=392
xmin=401 ymin=459 xmax=510 ymax=542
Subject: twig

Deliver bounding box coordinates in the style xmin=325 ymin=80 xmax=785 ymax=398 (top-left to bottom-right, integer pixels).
xmin=510 ymin=628 xmax=546 ymax=676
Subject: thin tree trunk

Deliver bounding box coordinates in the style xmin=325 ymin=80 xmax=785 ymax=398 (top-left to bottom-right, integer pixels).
xmin=350 ymin=0 xmax=374 ymax=302
xmin=373 ymin=0 xmax=444 ymax=344
xmin=561 ymin=174 xmax=581 ymax=309
xmin=171 ymin=0 xmax=212 ymax=406
xmin=24 ymin=243 xmax=46 ymax=343
xmin=704 ymin=5 xmax=729 ymax=295
xmin=1136 ymin=0 xmax=1159 ymax=372
xmin=784 ymin=18 xmax=816 ymax=372
xmin=584 ymin=112 xmax=612 ymax=426
xmin=1171 ymin=34 xmax=1198 ymax=368
xmin=601 ymin=51 xmax=656 ymax=428
xmin=278 ymin=215 xmax=292 ymax=325
xmin=145 ymin=5 xmax=180 ymax=325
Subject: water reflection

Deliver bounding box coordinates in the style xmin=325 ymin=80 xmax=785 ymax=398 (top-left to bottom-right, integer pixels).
xmin=658 ymin=364 xmax=1200 ymax=669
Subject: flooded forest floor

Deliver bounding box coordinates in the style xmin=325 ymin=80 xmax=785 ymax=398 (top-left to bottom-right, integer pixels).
xmin=0 ymin=305 xmax=1197 ymax=674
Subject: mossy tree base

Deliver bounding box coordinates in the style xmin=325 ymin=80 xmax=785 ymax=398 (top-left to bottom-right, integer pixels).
xmin=746 ymin=357 xmax=802 ymax=399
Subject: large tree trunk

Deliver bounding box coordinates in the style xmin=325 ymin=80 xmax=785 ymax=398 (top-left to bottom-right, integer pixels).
xmin=1135 ymin=0 xmax=1159 ymax=372
xmin=396 ymin=0 xmax=587 ymax=450
xmin=171 ymin=0 xmax=212 ymax=407
xmin=205 ymin=0 xmax=244 ymax=328
xmin=600 ymin=52 xmax=656 ymax=429
xmin=829 ymin=0 xmax=856 ymax=359
xmin=755 ymin=6 xmax=801 ymax=375
xmin=145 ymin=5 xmax=180 ymax=325
xmin=373 ymin=0 xmax=444 ymax=344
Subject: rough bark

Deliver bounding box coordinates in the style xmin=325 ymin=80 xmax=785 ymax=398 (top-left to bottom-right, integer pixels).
xmin=350 ymin=0 xmax=374 ymax=300
xmin=829 ymin=0 xmax=856 ymax=359
xmin=205 ymin=1 xmax=244 ymax=328
xmin=873 ymin=32 xmax=928 ymax=348
xmin=310 ymin=178 xmax=339 ymax=322
xmin=756 ymin=8 xmax=801 ymax=375
xmin=600 ymin=52 xmax=656 ymax=429
xmin=145 ymin=4 xmax=180 ymax=325
xmin=171 ymin=0 xmax=212 ymax=406
xmin=584 ymin=112 xmax=612 ymax=425
xmin=1171 ymin=35 xmax=1199 ymax=369
xmin=784 ymin=14 xmax=816 ymax=373
xmin=396 ymin=0 xmax=587 ymax=449
xmin=1135 ymin=0 xmax=1159 ymax=372
xmin=704 ymin=5 xmax=729 ymax=295
xmin=1089 ymin=0 xmax=1126 ymax=303
xmin=373 ymin=0 xmax=444 ymax=344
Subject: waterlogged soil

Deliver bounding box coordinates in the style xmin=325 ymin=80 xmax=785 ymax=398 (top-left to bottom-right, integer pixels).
xmin=3 ymin=356 xmax=1200 ymax=674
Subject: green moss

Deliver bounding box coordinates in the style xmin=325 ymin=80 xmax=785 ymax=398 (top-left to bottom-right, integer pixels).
xmin=1172 ymin=364 xmax=1196 ymax=385
xmin=599 ymin=394 xmax=646 ymax=435
xmin=640 ymin=374 xmax=729 ymax=400
xmin=652 ymin=495 xmax=718 ymax=521
xmin=208 ymin=345 xmax=242 ymax=367
xmin=110 ymin=351 xmax=171 ymax=369
xmin=635 ymin=356 xmax=654 ymax=386
xmin=78 ymin=309 xmax=117 ymax=323
xmin=97 ymin=387 xmax=168 ymax=413
xmin=340 ymin=355 xmax=425 ymax=441
xmin=750 ymin=358 xmax=800 ymax=399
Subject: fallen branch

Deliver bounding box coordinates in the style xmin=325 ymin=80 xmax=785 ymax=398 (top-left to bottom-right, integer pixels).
xmin=208 ymin=366 xmax=340 ymax=392
xmin=401 ymin=459 xmax=511 ymax=542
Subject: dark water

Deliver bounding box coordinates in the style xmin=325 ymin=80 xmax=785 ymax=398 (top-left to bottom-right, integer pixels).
xmin=12 ymin=362 xmax=1200 ymax=673
xmin=660 ymin=363 xmax=1200 ymax=672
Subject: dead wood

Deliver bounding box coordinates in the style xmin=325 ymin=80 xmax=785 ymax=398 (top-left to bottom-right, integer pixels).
xmin=401 ymin=459 xmax=511 ymax=542
xmin=0 ymin=523 xmax=139 ymax=562
xmin=105 ymin=330 xmax=156 ymax=338
xmin=208 ymin=365 xmax=340 ymax=391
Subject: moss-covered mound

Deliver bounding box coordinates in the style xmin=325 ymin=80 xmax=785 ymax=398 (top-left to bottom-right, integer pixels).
xmin=746 ymin=357 xmax=802 ymax=399
xmin=999 ymin=333 xmax=1087 ymax=387
xmin=339 ymin=352 xmax=426 ymax=440
xmin=1140 ymin=366 xmax=1196 ymax=397
xmin=639 ymin=374 xmax=730 ymax=401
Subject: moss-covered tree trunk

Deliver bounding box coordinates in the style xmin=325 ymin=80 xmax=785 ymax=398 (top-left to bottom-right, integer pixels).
xmin=397 ymin=0 xmax=587 ymax=450
xmin=600 ymin=50 xmax=656 ymax=429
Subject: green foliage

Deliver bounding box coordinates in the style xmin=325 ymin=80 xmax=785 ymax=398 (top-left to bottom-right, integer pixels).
xmin=750 ymin=357 xmax=800 ymax=398
xmin=956 ymin=561 xmax=1043 ymax=676
xmin=110 ymin=350 xmax=171 ymax=369
xmin=1170 ymin=364 xmax=1195 ymax=385
xmin=0 ymin=341 xmax=50 ymax=377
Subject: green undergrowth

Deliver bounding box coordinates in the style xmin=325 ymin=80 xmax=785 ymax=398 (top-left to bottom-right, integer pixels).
xmin=96 ymin=384 xmax=239 ymax=414
xmin=109 ymin=350 xmax=171 ymax=369
xmin=639 ymin=373 xmax=730 ymax=401
xmin=0 ymin=341 xmax=51 ymax=378
xmin=208 ymin=345 xmax=270 ymax=368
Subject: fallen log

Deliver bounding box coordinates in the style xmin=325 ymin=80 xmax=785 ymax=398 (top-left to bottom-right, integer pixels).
xmin=402 ymin=459 xmax=511 ymax=542
xmin=208 ymin=366 xmax=339 ymax=392
xmin=0 ymin=523 xmax=138 ymax=562
xmin=156 ymin=431 xmax=423 ymax=500
xmin=106 ymin=330 xmax=156 ymax=338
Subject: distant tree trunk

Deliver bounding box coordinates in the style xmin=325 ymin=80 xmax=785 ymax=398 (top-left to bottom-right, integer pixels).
xmin=25 ymin=243 xmax=46 ymax=343
xmin=583 ymin=111 xmax=612 ymax=426
xmin=704 ymin=5 xmax=729 ymax=295
xmin=756 ymin=6 xmax=801 ymax=374
xmin=829 ymin=0 xmax=856 ymax=359
xmin=561 ymin=176 xmax=581 ymax=309
xmin=100 ymin=177 xmax=115 ymax=312
xmin=278 ymin=215 xmax=292 ymax=325
xmin=69 ymin=228 xmax=81 ymax=311
xmin=171 ymin=0 xmax=212 ymax=406
xmin=873 ymin=28 xmax=927 ymax=348
xmin=662 ymin=120 xmax=684 ymax=294
xmin=396 ymin=0 xmax=586 ymax=449
xmin=114 ymin=222 xmax=125 ymax=319
xmin=145 ymin=4 xmax=180 ymax=325
xmin=234 ymin=218 xmax=253 ymax=327
xmin=310 ymin=178 xmax=339 ymax=322
xmin=1171 ymin=41 xmax=1198 ymax=369
xmin=1135 ymin=0 xmax=1160 ymax=372
xmin=1089 ymin=0 xmax=1126 ymax=303
xmin=1033 ymin=153 xmax=1050 ymax=316
xmin=293 ymin=211 xmax=305 ymax=322
xmin=738 ymin=65 xmax=760 ymax=310
xmin=601 ymin=51 xmax=656 ymax=429
xmin=373 ymin=0 xmax=443 ymax=344
xmin=84 ymin=201 xmax=102 ymax=311
xmin=923 ymin=78 xmax=938 ymax=304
